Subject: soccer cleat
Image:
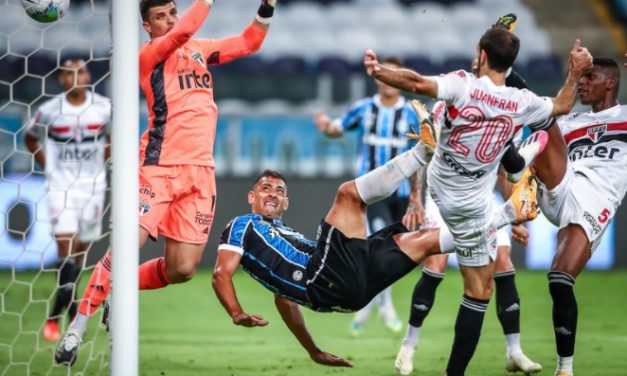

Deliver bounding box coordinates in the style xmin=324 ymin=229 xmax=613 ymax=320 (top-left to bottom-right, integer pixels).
xmin=395 ymin=343 xmax=416 ymax=375
xmin=349 ymin=320 xmax=363 ymax=337
xmin=54 ymin=329 xmax=82 ymax=366
xmin=101 ymin=295 xmax=110 ymax=332
xmin=384 ymin=317 xmax=403 ymax=334
xmin=493 ymin=13 xmax=518 ymax=32
xmin=554 ymin=372 xmax=573 ymax=376
xmin=43 ymin=319 xmax=61 ymax=342
xmin=408 ymin=99 xmax=438 ymax=151
xmin=507 ymin=130 xmax=549 ymax=183
xmin=510 ymin=168 xmax=539 ymax=223
xmin=506 ymin=352 xmax=542 ymax=374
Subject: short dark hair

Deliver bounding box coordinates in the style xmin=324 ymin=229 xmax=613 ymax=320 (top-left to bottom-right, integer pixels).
xmin=140 ymin=0 xmax=175 ymax=21
xmin=253 ymin=170 xmax=287 ymax=187
xmin=381 ymin=56 xmax=404 ymax=68
xmin=478 ymin=28 xmax=520 ymax=73
xmin=593 ymin=57 xmax=620 ymax=92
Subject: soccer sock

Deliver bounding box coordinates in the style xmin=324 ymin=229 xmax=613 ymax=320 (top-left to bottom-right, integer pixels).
xmin=138 ymin=257 xmax=171 ymax=290
xmin=403 ymin=325 xmax=421 ymax=348
xmin=408 ymin=268 xmax=444 ymax=328
xmin=377 ymin=287 xmax=397 ymax=322
xmin=77 ymin=252 xmax=111 ymax=317
xmin=548 ymin=271 xmax=577 ymax=371
xmin=492 ymin=201 xmax=517 ymax=229
xmin=353 ymin=299 xmax=375 ymax=326
xmin=355 ymin=149 xmax=424 ymax=205
xmin=49 ymin=258 xmax=79 ymax=319
xmin=494 ymin=270 xmax=522 ymax=356
xmin=68 ymin=313 xmax=89 ymax=338
xmin=500 ymin=143 xmax=526 ymax=174
xmin=446 ymin=295 xmax=490 ymax=376
xmin=67 ymin=260 xmax=82 ymax=319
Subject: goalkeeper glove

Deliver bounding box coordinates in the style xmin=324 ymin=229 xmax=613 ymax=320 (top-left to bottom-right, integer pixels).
xmin=256 ymin=0 xmax=276 ymax=24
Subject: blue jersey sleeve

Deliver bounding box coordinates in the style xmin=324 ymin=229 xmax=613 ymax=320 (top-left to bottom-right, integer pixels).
xmin=218 ymin=216 xmax=252 ymax=255
xmin=339 ymin=98 xmax=370 ymax=131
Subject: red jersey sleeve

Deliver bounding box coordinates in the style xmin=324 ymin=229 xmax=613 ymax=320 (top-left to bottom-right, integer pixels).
xmin=200 ymin=22 xmax=268 ymax=65
xmin=140 ymin=0 xmax=211 ymax=70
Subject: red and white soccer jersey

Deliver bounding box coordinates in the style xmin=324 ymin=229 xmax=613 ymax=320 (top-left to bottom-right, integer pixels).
xmin=539 ymin=104 xmax=627 ymax=249
xmin=427 ymin=72 xmax=553 ymax=265
xmin=27 ymin=91 xmax=111 ymax=239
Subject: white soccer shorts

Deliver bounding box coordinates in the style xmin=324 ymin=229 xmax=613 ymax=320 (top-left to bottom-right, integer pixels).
xmin=424 ymin=192 xmax=510 ymax=266
xmin=538 ymin=165 xmax=614 ymax=252
xmin=47 ymin=187 xmax=105 ymax=242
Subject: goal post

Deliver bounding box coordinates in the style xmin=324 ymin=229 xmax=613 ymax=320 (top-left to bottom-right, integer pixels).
xmin=110 ymin=0 xmax=140 ymax=374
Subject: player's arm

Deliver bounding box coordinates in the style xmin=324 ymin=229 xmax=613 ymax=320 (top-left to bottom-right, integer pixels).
xmin=403 ymin=165 xmax=426 ymax=231
xmin=550 ymin=39 xmax=593 ymax=116
xmin=274 ymin=296 xmax=352 ymax=367
xmin=314 ymin=111 xmax=343 ymax=138
xmin=203 ymin=0 xmax=274 ymax=65
xmin=212 ymin=249 xmax=269 ymax=327
xmin=141 ymin=0 xmax=212 ymax=65
xmin=364 ymin=49 xmax=438 ymax=98
xmin=24 ymin=111 xmax=45 ymax=168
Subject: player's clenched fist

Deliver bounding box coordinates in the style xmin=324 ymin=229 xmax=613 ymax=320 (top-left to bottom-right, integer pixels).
xmin=364 ymin=49 xmax=380 ymax=77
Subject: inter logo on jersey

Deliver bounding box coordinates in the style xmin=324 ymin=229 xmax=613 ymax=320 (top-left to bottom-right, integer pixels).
xmin=586 ymin=124 xmax=607 ymax=143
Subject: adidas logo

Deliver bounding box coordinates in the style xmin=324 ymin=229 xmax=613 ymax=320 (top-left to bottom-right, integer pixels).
xmin=202 ymin=227 xmax=209 ymax=234
xmin=505 ymin=303 xmax=520 ymax=312
xmin=413 ymin=304 xmax=429 ymax=311
xmin=555 ymin=327 xmax=572 ymax=335
xmin=89 ymin=284 xmax=106 ymax=294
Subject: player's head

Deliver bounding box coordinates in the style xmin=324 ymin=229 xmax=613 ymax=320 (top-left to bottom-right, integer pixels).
xmin=140 ymin=0 xmax=178 ymax=39
xmin=375 ymin=57 xmax=404 ymax=98
xmin=578 ymin=57 xmax=620 ymax=106
xmin=249 ymin=170 xmax=289 ymax=219
xmin=476 ymin=28 xmax=520 ymax=76
xmin=58 ymin=58 xmax=91 ymax=93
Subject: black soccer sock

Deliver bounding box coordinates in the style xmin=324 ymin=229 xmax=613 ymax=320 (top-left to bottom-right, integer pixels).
xmin=408 ymin=268 xmax=444 ymax=328
xmin=500 ymin=142 xmax=526 ymax=174
xmin=67 ymin=263 xmax=82 ymax=319
xmin=494 ymin=270 xmax=520 ymax=335
xmin=548 ymin=271 xmax=578 ymax=357
xmin=445 ymin=295 xmax=490 ymax=376
xmin=50 ymin=258 xmax=79 ymax=319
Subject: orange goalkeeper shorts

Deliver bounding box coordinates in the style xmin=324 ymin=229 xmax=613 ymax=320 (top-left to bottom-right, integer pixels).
xmin=138 ymin=165 xmax=216 ymax=244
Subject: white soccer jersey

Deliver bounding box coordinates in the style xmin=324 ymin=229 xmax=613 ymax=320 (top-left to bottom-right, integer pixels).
xmin=27 ymin=91 xmax=111 ymax=191
xmin=558 ymin=104 xmax=627 ymax=208
xmin=428 ymin=71 xmax=554 ymax=213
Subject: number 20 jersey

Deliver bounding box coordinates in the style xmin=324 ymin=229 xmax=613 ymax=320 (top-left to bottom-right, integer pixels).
xmin=558 ymin=104 xmax=627 ymax=208
xmin=428 ymin=70 xmax=553 ymax=213
xmin=27 ymin=91 xmax=111 ymax=191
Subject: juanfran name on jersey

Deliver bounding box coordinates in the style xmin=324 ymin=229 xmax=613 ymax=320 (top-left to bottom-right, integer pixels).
xmin=27 ymin=92 xmax=111 ymax=189
xmin=558 ymin=104 xmax=627 ymax=204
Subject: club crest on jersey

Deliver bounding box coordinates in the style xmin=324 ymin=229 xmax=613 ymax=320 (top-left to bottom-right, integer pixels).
xmin=191 ymin=51 xmax=204 ymax=65
xmin=586 ymin=124 xmax=607 ymax=143
xmin=139 ymin=201 xmax=151 ymax=216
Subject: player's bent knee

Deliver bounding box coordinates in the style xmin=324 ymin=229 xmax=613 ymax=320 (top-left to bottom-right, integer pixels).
xmin=335 ymin=182 xmax=362 ymax=206
xmin=168 ymin=262 xmax=198 ymax=284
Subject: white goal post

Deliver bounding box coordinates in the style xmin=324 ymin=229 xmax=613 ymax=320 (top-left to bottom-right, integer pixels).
xmin=111 ymin=0 xmax=139 ymax=375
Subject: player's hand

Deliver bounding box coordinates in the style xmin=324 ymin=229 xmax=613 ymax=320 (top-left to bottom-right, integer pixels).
xmin=364 ymin=49 xmax=380 ymax=77
xmin=568 ymin=39 xmax=593 ymax=76
xmin=402 ymin=194 xmax=425 ymax=231
xmin=511 ymin=224 xmax=529 ymax=245
xmin=314 ymin=111 xmax=331 ymax=133
xmin=310 ymin=349 xmax=353 ymax=367
xmin=232 ymin=313 xmax=269 ymax=327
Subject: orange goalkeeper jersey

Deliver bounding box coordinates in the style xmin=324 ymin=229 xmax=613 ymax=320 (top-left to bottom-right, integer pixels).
xmin=139 ymin=0 xmax=268 ymax=167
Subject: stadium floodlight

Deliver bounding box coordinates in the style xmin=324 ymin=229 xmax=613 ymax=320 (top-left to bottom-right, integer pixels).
xmin=111 ymin=0 xmax=139 ymax=375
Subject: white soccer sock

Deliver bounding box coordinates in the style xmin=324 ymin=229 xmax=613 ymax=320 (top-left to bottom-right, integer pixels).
xmin=492 ymin=201 xmax=517 ymax=229
xmin=556 ymin=355 xmax=574 ymax=373
xmin=353 ymin=299 xmax=375 ymax=326
xmin=402 ymin=325 xmax=421 ymax=348
xmin=355 ymin=148 xmax=425 ymax=205
xmin=439 ymin=225 xmax=456 ymax=253
xmin=505 ymin=333 xmax=522 ymax=358
xmin=377 ymin=288 xmax=397 ymax=322
xmin=68 ymin=313 xmax=89 ymax=338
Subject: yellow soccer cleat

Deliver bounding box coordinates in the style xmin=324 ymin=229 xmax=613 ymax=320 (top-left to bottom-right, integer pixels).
xmin=493 ymin=13 xmax=518 ymax=32
xmin=554 ymin=372 xmax=574 ymax=376
xmin=407 ymin=99 xmax=438 ymax=152
xmin=510 ymin=168 xmax=539 ymax=223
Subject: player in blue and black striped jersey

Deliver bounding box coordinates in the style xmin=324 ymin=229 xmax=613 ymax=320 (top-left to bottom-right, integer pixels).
xmin=212 ymin=133 xmax=539 ymax=367
xmin=315 ymin=57 xmax=422 ymax=335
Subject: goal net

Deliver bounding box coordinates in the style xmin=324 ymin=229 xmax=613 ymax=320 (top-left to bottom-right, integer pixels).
xmin=0 ymin=0 xmax=112 ymax=374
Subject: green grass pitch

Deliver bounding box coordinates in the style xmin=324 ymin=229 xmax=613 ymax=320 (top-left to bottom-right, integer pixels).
xmin=1 ymin=269 xmax=626 ymax=375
